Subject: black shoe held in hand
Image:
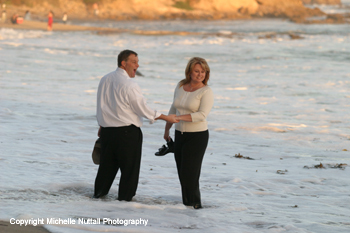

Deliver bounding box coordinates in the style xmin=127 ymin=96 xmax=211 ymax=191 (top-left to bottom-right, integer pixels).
xmin=155 ymin=138 xmax=174 ymax=156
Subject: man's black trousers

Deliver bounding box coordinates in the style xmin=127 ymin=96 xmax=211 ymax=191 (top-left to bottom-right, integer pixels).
xmin=94 ymin=125 xmax=143 ymax=201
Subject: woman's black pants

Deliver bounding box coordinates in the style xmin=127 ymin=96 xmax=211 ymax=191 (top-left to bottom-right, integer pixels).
xmin=174 ymin=130 xmax=209 ymax=207
xmin=94 ymin=125 xmax=143 ymax=201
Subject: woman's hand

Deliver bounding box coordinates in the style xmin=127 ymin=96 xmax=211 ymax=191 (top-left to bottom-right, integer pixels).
xmin=163 ymin=121 xmax=173 ymax=141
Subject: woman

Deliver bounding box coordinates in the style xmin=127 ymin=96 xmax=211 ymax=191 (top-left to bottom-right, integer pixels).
xmin=164 ymin=57 xmax=214 ymax=209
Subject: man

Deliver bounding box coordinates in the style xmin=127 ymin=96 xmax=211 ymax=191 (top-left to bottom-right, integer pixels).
xmin=94 ymin=50 xmax=178 ymax=201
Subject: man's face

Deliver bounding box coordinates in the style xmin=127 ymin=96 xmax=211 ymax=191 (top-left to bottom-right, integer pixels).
xmin=121 ymin=54 xmax=139 ymax=78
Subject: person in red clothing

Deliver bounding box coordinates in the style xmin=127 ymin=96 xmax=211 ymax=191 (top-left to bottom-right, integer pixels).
xmin=47 ymin=11 xmax=53 ymax=31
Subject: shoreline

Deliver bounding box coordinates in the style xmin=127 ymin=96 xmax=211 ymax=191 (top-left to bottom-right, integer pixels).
xmin=0 ymin=220 xmax=51 ymax=233
xmin=1 ymin=15 xmax=349 ymax=36
xmin=0 ymin=20 xmax=123 ymax=32
xmin=0 ymin=19 xmax=203 ymax=36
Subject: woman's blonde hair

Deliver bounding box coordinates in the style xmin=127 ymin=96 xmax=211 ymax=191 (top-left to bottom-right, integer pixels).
xmin=180 ymin=57 xmax=210 ymax=87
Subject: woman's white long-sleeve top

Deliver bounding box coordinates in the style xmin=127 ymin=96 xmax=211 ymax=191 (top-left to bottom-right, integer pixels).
xmin=168 ymin=82 xmax=214 ymax=133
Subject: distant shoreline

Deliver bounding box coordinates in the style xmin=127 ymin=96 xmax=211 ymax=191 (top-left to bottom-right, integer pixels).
xmin=1 ymin=16 xmax=348 ymax=36
xmin=0 ymin=19 xmax=204 ymax=36
xmin=0 ymin=20 xmax=115 ymax=32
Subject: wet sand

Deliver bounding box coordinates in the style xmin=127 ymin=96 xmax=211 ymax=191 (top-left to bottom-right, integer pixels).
xmin=0 ymin=20 xmax=199 ymax=36
xmin=0 ymin=20 xmax=122 ymax=32
xmin=0 ymin=220 xmax=51 ymax=233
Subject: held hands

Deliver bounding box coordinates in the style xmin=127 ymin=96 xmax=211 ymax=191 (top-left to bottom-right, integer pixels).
xmin=166 ymin=114 xmax=179 ymax=124
xmin=156 ymin=114 xmax=179 ymax=123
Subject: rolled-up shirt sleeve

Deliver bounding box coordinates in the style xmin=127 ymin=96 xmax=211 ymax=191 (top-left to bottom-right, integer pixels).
xmin=190 ymin=88 xmax=214 ymax=122
xmin=128 ymin=84 xmax=161 ymax=124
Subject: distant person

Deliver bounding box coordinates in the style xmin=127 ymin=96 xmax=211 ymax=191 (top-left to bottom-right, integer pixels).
xmin=11 ymin=13 xmax=23 ymax=24
xmin=93 ymin=49 xmax=178 ymax=201
xmin=16 ymin=16 xmax=23 ymax=24
xmin=10 ymin=13 xmax=18 ymax=24
xmin=62 ymin=12 xmax=67 ymax=24
xmin=24 ymin=10 xmax=31 ymax=20
xmin=1 ymin=4 xmax=6 ymax=23
xmin=163 ymin=57 xmax=214 ymax=209
xmin=47 ymin=11 xmax=53 ymax=31
xmin=93 ymin=3 xmax=99 ymax=16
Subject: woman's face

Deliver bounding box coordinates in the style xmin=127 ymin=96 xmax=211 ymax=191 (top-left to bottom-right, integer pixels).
xmin=190 ymin=64 xmax=206 ymax=84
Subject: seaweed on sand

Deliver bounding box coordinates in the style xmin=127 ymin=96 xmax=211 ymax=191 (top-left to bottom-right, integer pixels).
xmin=234 ymin=153 xmax=255 ymax=160
xmin=304 ymin=163 xmax=348 ymax=170
xmin=277 ymin=169 xmax=288 ymax=174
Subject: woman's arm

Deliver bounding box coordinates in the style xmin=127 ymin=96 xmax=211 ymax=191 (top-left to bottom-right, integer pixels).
xmin=175 ymin=114 xmax=192 ymax=122
xmin=164 ymin=84 xmax=180 ymax=140
xmin=164 ymin=122 xmax=174 ymax=141
xmin=189 ymin=88 xmax=214 ymax=122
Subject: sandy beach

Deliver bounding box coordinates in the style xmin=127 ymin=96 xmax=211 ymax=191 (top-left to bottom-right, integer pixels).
xmin=0 ymin=20 xmax=201 ymax=37
xmin=0 ymin=19 xmax=122 ymax=32
xmin=0 ymin=220 xmax=51 ymax=233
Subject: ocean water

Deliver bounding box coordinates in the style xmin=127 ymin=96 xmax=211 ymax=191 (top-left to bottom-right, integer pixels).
xmin=1 ymin=9 xmax=350 ymax=233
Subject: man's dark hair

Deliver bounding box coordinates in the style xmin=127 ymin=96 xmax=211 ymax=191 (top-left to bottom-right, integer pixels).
xmin=118 ymin=50 xmax=138 ymax=67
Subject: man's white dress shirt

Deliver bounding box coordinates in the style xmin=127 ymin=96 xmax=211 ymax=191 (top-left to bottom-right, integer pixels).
xmin=97 ymin=68 xmax=161 ymax=127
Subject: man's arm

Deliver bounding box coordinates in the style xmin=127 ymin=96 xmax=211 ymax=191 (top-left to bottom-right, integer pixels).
xmin=128 ymin=84 xmax=179 ymax=124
